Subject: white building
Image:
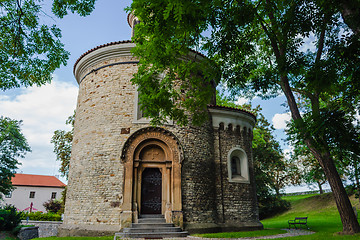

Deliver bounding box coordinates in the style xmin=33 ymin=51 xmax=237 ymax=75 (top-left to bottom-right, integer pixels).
xmin=1 ymin=173 xmax=66 ymax=212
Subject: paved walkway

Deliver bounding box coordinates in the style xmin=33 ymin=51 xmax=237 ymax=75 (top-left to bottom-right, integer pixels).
xmin=163 ymin=229 xmax=315 ymax=240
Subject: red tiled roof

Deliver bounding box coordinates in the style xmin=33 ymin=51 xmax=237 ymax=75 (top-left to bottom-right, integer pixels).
xmin=12 ymin=174 xmax=66 ymax=188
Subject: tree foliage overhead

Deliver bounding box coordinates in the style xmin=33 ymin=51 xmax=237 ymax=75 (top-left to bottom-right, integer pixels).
xmin=0 ymin=116 xmax=30 ymax=197
xmin=130 ymin=0 xmax=360 ymax=233
xmin=0 ymin=0 xmax=96 ymax=91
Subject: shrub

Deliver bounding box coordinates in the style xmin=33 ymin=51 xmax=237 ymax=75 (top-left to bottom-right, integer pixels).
xmin=258 ymin=195 xmax=291 ymax=220
xmin=345 ymin=184 xmax=359 ymax=199
xmin=43 ymin=199 xmax=62 ymax=213
xmin=0 ymin=205 xmax=22 ymax=233
xmin=21 ymin=211 xmax=61 ymax=221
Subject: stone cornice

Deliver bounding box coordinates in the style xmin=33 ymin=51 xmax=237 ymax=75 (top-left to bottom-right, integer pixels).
xmin=74 ymin=42 xmax=136 ymax=84
xmin=208 ymin=107 xmax=256 ymax=130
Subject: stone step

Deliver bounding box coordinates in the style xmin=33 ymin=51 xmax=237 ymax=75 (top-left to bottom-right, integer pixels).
xmin=130 ymin=223 xmax=174 ymax=228
xmin=137 ymin=218 xmax=166 ymax=223
xmin=123 ymin=227 xmax=182 ymax=233
xmin=114 ymin=215 xmax=188 ymax=239
xmin=139 ymin=214 xmax=164 ymax=218
xmin=116 ymin=231 xmax=188 ymax=238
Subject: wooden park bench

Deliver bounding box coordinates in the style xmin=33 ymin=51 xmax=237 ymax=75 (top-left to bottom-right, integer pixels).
xmin=288 ymin=217 xmax=308 ymax=229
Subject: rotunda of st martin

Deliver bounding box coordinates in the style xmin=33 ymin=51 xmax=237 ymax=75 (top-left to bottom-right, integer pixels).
xmin=58 ymin=14 xmax=263 ymax=236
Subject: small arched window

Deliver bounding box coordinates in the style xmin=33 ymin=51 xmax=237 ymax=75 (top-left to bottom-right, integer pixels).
xmin=227 ymin=147 xmax=249 ymax=183
xmin=231 ymin=156 xmax=241 ymax=176
xmin=133 ymin=88 xmax=150 ymax=123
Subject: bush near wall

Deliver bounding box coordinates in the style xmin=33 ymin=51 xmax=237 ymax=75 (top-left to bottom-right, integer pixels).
xmin=0 ymin=205 xmax=22 ymax=234
xmin=21 ymin=211 xmax=61 ymax=221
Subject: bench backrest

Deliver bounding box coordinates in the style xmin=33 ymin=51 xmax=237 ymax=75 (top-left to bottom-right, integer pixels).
xmin=295 ymin=217 xmax=307 ymax=222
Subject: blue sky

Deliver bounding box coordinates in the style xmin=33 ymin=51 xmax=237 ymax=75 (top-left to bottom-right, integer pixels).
xmin=0 ymin=0 xmax=312 ymax=192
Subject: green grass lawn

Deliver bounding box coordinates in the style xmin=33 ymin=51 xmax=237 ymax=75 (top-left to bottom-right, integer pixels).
xmin=261 ymin=193 xmax=360 ymax=240
xmin=194 ymin=193 xmax=360 ymax=239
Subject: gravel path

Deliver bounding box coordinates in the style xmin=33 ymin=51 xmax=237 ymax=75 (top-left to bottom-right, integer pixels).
xmin=161 ymin=229 xmax=315 ymax=240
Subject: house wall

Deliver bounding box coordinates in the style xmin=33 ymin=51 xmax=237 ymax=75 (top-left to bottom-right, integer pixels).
xmin=1 ymin=186 xmax=64 ymax=212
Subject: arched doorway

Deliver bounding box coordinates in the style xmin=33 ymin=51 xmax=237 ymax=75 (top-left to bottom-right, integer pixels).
xmin=120 ymin=127 xmax=183 ymax=228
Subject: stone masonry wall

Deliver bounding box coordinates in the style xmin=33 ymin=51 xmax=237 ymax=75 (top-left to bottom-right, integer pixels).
xmin=172 ymin=121 xmax=217 ymax=225
xmin=214 ymin=125 xmax=260 ymax=225
xmin=64 ymin=56 xmax=139 ymax=230
xmin=21 ymin=220 xmax=62 ymax=238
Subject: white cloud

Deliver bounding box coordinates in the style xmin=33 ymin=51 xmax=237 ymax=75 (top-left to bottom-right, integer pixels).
xmin=0 ymin=76 xmax=78 ymax=177
xmin=272 ymin=112 xmax=291 ymax=129
xmin=235 ymin=97 xmax=249 ymax=105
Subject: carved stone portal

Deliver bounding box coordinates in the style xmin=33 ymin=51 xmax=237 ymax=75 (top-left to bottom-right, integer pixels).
xmin=120 ymin=127 xmax=183 ymax=228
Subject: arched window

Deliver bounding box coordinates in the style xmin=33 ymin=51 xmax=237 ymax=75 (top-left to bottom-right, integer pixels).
xmin=133 ymin=88 xmax=150 ymax=123
xmin=231 ymin=156 xmax=241 ymax=176
xmin=227 ymin=147 xmax=250 ymax=183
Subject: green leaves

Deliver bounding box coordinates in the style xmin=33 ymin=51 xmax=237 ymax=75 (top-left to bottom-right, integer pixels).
xmin=51 ymin=112 xmax=75 ymax=179
xmin=0 ymin=0 xmax=95 ymax=91
xmin=129 ymin=0 xmax=218 ymax=126
xmin=51 ymin=0 xmax=96 ymax=18
xmin=0 ymin=116 xmax=30 ymax=197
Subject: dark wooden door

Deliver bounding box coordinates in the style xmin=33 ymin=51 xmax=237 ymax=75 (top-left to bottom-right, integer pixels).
xmin=141 ymin=168 xmax=162 ymax=214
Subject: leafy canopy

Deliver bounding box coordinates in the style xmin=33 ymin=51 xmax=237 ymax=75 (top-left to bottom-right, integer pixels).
xmin=0 ymin=0 xmax=96 ymax=91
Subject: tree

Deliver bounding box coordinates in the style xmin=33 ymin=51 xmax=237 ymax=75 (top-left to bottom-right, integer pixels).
xmin=129 ymin=0 xmax=360 ymax=233
xmin=0 ymin=0 xmax=96 ymax=90
xmin=0 ymin=0 xmax=94 ymax=203
xmin=0 ymin=117 xmax=30 ymax=197
xmin=302 ymin=155 xmax=328 ymax=194
xmin=43 ymin=199 xmax=62 ymax=214
xmin=51 ymin=113 xmax=74 ymax=180
xmin=335 ymin=0 xmax=360 ymax=35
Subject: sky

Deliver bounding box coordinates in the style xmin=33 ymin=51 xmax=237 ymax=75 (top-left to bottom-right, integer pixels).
xmin=0 ymin=0 xmax=314 ymax=192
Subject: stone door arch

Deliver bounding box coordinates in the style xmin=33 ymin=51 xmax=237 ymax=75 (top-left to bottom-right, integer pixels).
xmin=120 ymin=127 xmax=183 ymax=228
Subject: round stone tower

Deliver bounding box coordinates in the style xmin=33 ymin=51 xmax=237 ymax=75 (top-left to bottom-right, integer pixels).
xmin=58 ymin=14 xmax=262 ymax=236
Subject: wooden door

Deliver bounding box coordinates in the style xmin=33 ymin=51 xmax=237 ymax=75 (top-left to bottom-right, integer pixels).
xmin=141 ymin=168 xmax=162 ymax=214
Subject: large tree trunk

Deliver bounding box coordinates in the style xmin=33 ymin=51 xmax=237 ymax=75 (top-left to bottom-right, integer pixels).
xmin=308 ymin=149 xmax=360 ymax=234
xmin=280 ymin=75 xmax=360 ymax=234
xmin=338 ymin=0 xmax=360 ymax=35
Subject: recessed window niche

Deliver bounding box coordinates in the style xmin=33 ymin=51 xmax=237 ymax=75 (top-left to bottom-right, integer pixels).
xmin=227 ymin=147 xmax=250 ymax=183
